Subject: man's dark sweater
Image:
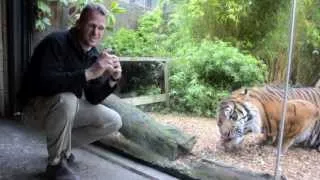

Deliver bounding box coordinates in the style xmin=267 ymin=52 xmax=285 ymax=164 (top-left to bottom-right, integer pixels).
xmin=19 ymin=28 xmax=116 ymax=106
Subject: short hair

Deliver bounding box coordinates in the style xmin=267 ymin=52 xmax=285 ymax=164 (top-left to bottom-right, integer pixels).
xmin=78 ymin=3 xmax=109 ymax=23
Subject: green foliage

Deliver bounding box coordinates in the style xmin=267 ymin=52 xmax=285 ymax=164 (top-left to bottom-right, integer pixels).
xmin=103 ymin=28 xmax=139 ymax=56
xmin=34 ymin=0 xmax=126 ymax=32
xmin=190 ymin=40 xmax=266 ymax=88
xmin=102 ymin=8 xmax=168 ymax=56
xmin=102 ymin=0 xmax=319 ymax=116
xmin=170 ymin=75 xmax=228 ymax=116
xmin=168 ymin=40 xmax=266 ymax=116
xmin=102 ymin=28 xmax=167 ymax=56
xmin=138 ymin=8 xmax=163 ymax=33
xmin=292 ymin=0 xmax=320 ymax=84
xmin=64 ymin=0 xmax=105 ymax=27
xmin=102 ymin=28 xmax=154 ymax=56
xmin=66 ymin=0 xmax=126 ymax=30
xmin=35 ymin=0 xmax=52 ymax=31
xmin=107 ymin=2 xmax=127 ymax=30
xmin=301 ymin=0 xmax=320 ymax=48
xmin=136 ymin=85 xmax=161 ymax=96
xmin=103 ymin=1 xmax=268 ymax=116
xmin=166 ymin=0 xmax=320 ymax=85
xmin=253 ymin=3 xmax=290 ymax=82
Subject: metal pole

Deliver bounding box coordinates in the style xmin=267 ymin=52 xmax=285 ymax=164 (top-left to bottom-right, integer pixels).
xmin=274 ymin=0 xmax=297 ymax=179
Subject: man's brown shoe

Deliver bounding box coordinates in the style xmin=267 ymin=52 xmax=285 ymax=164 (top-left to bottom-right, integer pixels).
xmin=66 ymin=153 xmax=76 ymax=164
xmin=46 ymin=159 xmax=80 ymax=180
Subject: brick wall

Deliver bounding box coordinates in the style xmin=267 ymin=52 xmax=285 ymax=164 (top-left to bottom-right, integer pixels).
xmin=0 ymin=0 xmax=8 ymax=116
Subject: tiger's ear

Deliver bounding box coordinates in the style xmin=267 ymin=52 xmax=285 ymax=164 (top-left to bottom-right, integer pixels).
xmin=244 ymin=88 xmax=248 ymax=95
xmin=240 ymin=88 xmax=248 ymax=95
xmin=242 ymin=88 xmax=250 ymax=99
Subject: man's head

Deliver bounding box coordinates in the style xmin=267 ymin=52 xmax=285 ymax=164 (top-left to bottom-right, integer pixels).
xmin=76 ymin=3 xmax=109 ymax=51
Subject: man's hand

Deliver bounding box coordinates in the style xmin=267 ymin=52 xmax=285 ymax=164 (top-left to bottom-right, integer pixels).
xmin=85 ymin=50 xmax=115 ymax=81
xmin=102 ymin=51 xmax=122 ymax=87
xmin=101 ymin=50 xmax=122 ymax=81
xmin=85 ymin=62 xmax=108 ymax=81
xmin=110 ymin=57 xmax=122 ymax=81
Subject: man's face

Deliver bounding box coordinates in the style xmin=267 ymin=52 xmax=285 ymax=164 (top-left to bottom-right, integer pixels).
xmin=78 ymin=10 xmax=106 ymax=49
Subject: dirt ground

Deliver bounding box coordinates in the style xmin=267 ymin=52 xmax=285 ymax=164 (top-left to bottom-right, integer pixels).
xmin=149 ymin=112 xmax=320 ymax=180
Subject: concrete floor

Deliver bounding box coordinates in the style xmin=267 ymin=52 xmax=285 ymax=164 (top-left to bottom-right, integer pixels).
xmin=0 ymin=119 xmax=178 ymax=180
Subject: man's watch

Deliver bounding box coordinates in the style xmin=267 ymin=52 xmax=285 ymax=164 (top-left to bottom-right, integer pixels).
xmin=110 ymin=76 xmax=120 ymax=81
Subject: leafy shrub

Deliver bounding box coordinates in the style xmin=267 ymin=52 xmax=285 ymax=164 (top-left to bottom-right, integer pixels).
xmin=102 ymin=28 xmax=142 ymax=56
xmin=102 ymin=8 xmax=168 ymax=57
xmin=187 ymin=40 xmax=267 ymax=89
xmin=169 ymin=40 xmax=267 ymax=116
xmin=170 ymin=70 xmax=229 ymax=116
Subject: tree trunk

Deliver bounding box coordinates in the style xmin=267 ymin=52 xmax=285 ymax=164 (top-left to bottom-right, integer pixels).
xmin=101 ymin=94 xmax=197 ymax=160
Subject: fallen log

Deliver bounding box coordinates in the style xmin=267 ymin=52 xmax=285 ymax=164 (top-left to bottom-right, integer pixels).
xmin=101 ymin=94 xmax=197 ymax=160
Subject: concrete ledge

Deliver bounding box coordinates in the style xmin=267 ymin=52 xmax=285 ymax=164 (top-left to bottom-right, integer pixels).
xmin=0 ymin=119 xmax=176 ymax=180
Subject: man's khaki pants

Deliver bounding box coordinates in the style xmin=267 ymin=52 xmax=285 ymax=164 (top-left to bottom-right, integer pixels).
xmin=22 ymin=92 xmax=122 ymax=165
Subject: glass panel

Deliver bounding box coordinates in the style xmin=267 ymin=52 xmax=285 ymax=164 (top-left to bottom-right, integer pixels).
xmin=28 ymin=0 xmax=320 ymax=179
xmin=103 ymin=0 xmax=319 ymax=179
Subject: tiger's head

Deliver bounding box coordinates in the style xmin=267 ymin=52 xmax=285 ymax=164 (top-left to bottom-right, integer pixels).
xmin=217 ymin=88 xmax=263 ymax=151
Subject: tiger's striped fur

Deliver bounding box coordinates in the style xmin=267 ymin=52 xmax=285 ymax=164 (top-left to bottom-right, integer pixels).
xmin=217 ymin=86 xmax=320 ymax=153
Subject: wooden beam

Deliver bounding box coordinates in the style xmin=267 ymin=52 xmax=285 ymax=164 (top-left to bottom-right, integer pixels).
xmin=121 ymin=94 xmax=167 ymax=106
xmin=163 ymin=60 xmax=170 ymax=107
xmin=120 ymin=57 xmax=169 ymax=62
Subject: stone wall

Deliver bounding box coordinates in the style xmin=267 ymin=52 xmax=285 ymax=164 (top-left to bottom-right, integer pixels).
xmin=105 ymin=0 xmax=158 ymax=31
xmin=115 ymin=1 xmax=149 ymax=30
xmin=0 ymin=0 xmax=8 ymax=117
xmin=120 ymin=0 xmax=158 ymax=9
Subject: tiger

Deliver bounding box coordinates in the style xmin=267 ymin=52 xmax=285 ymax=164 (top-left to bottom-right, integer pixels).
xmin=217 ymin=85 xmax=320 ymax=154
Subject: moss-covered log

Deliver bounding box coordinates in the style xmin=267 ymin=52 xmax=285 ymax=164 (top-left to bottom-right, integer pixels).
xmin=98 ymin=134 xmax=286 ymax=180
xmin=101 ymin=94 xmax=197 ymax=160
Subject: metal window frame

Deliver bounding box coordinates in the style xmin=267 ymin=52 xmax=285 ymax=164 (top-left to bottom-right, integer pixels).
xmin=6 ymin=0 xmax=33 ymax=117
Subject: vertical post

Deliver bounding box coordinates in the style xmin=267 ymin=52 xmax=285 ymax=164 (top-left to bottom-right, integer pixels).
xmin=6 ymin=0 xmax=33 ymax=117
xmin=0 ymin=0 xmax=5 ymax=116
xmin=274 ymin=0 xmax=297 ymax=179
xmin=7 ymin=0 xmax=22 ymax=117
xmin=163 ymin=59 xmax=170 ymax=107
